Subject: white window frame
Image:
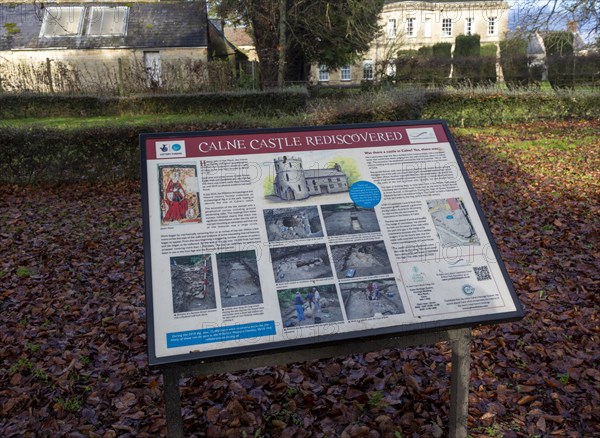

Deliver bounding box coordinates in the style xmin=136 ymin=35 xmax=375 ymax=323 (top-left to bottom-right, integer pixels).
xmin=442 ymin=18 xmax=453 ymax=38
xmin=318 ymin=64 xmax=329 ymax=82
xmin=465 ymin=17 xmax=474 ymax=36
xmin=87 ymin=6 xmax=129 ymax=37
xmin=487 ymin=17 xmax=498 ymax=36
xmin=40 ymin=6 xmax=84 ymax=37
xmin=340 ymin=65 xmax=351 ymax=81
xmin=387 ymin=18 xmax=397 ymax=39
xmin=424 ymin=17 xmax=432 ymax=38
xmin=363 ymin=60 xmax=373 ymax=80
xmin=405 ymin=17 xmax=416 ymax=38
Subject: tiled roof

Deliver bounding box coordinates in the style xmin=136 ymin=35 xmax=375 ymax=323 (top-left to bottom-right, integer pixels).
xmin=224 ymin=26 xmax=253 ymax=47
xmin=0 ymin=2 xmax=207 ymax=51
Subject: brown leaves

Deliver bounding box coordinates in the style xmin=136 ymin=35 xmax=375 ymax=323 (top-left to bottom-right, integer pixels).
xmin=456 ymin=120 xmax=600 ymax=437
xmin=1 ymin=120 xmax=599 ymax=436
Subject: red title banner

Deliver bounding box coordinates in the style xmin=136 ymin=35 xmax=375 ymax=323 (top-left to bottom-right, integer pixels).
xmin=146 ymin=124 xmax=448 ymax=160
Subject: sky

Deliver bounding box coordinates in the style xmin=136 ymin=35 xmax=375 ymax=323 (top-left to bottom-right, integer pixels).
xmin=507 ymin=0 xmax=598 ymax=42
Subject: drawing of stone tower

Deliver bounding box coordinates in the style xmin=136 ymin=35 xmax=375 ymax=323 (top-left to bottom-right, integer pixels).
xmin=273 ymin=156 xmax=310 ymax=201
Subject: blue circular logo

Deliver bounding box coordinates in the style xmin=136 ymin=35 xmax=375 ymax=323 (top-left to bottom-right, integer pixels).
xmin=462 ymin=284 xmax=475 ymax=296
xmin=446 ymin=215 xmax=454 ymax=220
xmin=172 ymin=143 xmax=182 ymax=152
xmin=349 ymin=181 xmax=382 ymax=208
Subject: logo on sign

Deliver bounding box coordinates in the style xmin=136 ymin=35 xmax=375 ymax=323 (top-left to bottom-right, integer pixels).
xmin=406 ymin=127 xmax=437 ymax=144
xmin=462 ymin=284 xmax=475 ymax=296
xmin=156 ymin=141 xmax=186 ymax=158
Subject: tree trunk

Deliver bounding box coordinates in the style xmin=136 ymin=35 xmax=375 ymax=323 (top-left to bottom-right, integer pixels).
xmin=277 ymin=0 xmax=286 ymax=88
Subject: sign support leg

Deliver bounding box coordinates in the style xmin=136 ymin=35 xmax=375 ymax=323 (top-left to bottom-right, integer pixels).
xmin=448 ymin=328 xmax=471 ymax=438
xmin=160 ymin=329 xmax=472 ymax=437
xmin=164 ymin=367 xmax=184 ymax=438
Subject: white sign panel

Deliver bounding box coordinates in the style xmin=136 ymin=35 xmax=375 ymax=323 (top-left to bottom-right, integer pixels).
xmin=140 ymin=121 xmax=523 ymax=366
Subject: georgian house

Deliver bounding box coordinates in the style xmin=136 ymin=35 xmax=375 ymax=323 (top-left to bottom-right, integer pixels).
xmin=312 ymin=0 xmax=510 ymax=85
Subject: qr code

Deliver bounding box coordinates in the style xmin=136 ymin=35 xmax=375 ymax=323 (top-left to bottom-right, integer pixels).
xmin=474 ymin=266 xmax=491 ymax=281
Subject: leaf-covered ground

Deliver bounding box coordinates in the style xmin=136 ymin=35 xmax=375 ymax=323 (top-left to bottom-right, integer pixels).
xmin=1 ymin=120 xmax=598 ymax=437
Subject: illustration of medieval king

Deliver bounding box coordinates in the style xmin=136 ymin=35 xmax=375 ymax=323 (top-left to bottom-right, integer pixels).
xmin=164 ymin=171 xmax=189 ymax=221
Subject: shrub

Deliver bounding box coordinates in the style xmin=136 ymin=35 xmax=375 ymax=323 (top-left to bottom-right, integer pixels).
xmin=574 ymin=53 xmax=600 ymax=86
xmin=0 ymin=56 xmax=257 ymax=95
xmin=395 ymin=51 xmax=419 ymax=82
xmin=480 ymin=44 xmax=498 ymax=84
xmin=422 ymin=89 xmax=600 ymax=127
xmin=500 ymin=37 xmax=530 ymax=88
xmin=432 ymin=42 xmax=452 ymax=58
xmin=0 ymin=118 xmax=267 ymax=183
xmin=431 ymin=43 xmax=453 ymax=84
xmin=544 ymin=32 xmax=575 ymax=89
xmin=453 ymin=35 xmax=496 ymax=85
xmin=0 ymin=89 xmax=309 ymax=120
xmin=309 ymin=88 xmax=425 ymax=125
xmin=395 ymin=47 xmax=454 ymax=85
xmin=454 ymin=34 xmax=481 ymax=57
xmin=417 ymin=46 xmax=433 ymax=57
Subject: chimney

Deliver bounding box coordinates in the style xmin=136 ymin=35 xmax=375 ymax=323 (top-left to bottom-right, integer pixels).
xmin=567 ymin=21 xmax=577 ymax=33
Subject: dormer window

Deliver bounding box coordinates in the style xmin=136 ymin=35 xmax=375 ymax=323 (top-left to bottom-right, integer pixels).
xmin=88 ymin=6 xmax=128 ymax=36
xmin=39 ymin=5 xmax=129 ymax=38
xmin=40 ymin=6 xmax=84 ymax=37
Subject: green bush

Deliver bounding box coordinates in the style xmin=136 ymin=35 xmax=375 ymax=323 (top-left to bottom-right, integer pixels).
xmin=543 ymin=32 xmax=575 ymax=89
xmin=430 ymin=43 xmax=453 ymax=84
xmin=432 ymin=42 xmax=452 ymax=58
xmin=0 ymin=118 xmax=266 ymax=183
xmin=480 ymin=44 xmax=498 ymax=84
xmin=395 ymin=52 xmax=419 ymax=82
xmin=500 ymin=37 xmax=530 ymax=88
xmin=422 ymin=90 xmax=600 ymax=127
xmin=417 ymin=46 xmax=433 ymax=57
xmin=0 ymin=89 xmax=309 ymax=120
xmin=544 ymin=32 xmax=574 ymax=57
xmin=395 ymin=46 xmax=453 ymax=85
xmin=574 ymin=53 xmax=600 ymax=86
xmin=453 ymin=35 xmax=480 ymax=85
xmin=454 ymin=34 xmax=481 ymax=57
xmin=453 ymin=35 xmax=496 ymax=85
xmin=309 ymin=88 xmax=425 ymax=125
xmin=4 ymin=88 xmax=599 ymax=183
xmin=397 ymin=50 xmax=418 ymax=58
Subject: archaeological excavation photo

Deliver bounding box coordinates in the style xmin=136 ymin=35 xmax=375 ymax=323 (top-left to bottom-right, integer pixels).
xmin=216 ymin=250 xmax=263 ymax=308
xmin=263 ymin=206 xmax=324 ymax=242
xmin=330 ymin=241 xmax=394 ymax=279
xmin=277 ymin=284 xmax=345 ymax=328
xmin=427 ymin=197 xmax=480 ymax=247
xmin=321 ymin=203 xmax=381 ymax=236
xmin=170 ymin=254 xmax=216 ymax=314
xmin=339 ymin=278 xmax=405 ymax=320
xmin=270 ymin=244 xmax=333 ymax=283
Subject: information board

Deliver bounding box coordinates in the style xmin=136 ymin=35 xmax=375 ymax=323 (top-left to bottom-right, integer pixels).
xmin=140 ymin=121 xmax=523 ymax=366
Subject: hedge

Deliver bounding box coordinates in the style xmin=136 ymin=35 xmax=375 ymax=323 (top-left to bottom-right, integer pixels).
xmin=575 ymin=53 xmax=600 ymax=86
xmin=0 ymin=119 xmax=265 ymax=184
xmin=500 ymin=37 xmax=530 ymax=88
xmin=454 ymin=34 xmax=481 ymax=58
xmin=2 ymin=89 xmax=599 ymax=183
xmin=432 ymin=43 xmax=453 ymax=83
xmin=0 ymin=89 xmax=309 ymax=120
xmin=453 ymin=36 xmax=497 ymax=86
xmin=544 ymin=32 xmax=575 ymax=89
xmin=422 ymin=91 xmax=600 ymax=127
